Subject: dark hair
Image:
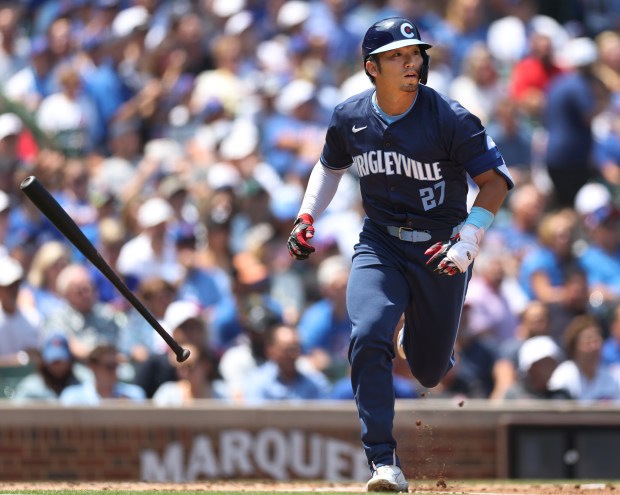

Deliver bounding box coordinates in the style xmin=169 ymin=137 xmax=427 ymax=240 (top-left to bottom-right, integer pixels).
xmin=563 ymin=315 xmax=602 ymax=359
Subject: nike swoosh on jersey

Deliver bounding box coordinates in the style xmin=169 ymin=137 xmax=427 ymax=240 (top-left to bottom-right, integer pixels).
xmin=352 ymin=125 xmax=367 ymax=133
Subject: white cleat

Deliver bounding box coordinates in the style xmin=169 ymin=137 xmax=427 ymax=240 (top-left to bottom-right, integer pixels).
xmin=396 ymin=327 xmax=407 ymax=360
xmin=366 ymin=464 xmax=409 ymax=492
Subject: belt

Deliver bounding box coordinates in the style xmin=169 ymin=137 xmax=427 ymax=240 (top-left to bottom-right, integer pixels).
xmin=385 ymin=222 xmax=463 ymax=243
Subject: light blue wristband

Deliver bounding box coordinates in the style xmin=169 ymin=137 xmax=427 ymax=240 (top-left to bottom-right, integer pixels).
xmin=465 ymin=206 xmax=495 ymax=231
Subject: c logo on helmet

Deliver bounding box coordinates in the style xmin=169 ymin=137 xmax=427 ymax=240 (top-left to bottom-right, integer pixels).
xmin=400 ymin=23 xmax=415 ymax=39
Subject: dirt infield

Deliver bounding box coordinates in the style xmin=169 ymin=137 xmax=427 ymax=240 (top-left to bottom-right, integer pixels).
xmin=0 ymin=481 xmax=618 ymax=494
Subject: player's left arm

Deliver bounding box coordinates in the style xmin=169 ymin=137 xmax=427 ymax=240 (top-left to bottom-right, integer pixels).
xmin=426 ymin=170 xmax=509 ymax=276
xmin=471 ymin=168 xmax=510 ymax=215
xmin=427 ymin=134 xmax=513 ymax=275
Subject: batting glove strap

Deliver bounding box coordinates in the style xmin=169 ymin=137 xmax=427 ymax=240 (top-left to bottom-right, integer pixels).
xmin=425 ymin=224 xmax=484 ymax=276
xmin=287 ymin=213 xmax=316 ymax=260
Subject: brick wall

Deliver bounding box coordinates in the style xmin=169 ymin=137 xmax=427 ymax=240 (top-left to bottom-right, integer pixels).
xmin=0 ymin=400 xmax=618 ymax=481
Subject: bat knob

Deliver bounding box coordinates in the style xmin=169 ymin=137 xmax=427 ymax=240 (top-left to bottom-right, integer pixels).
xmin=20 ymin=176 xmax=37 ymax=190
xmin=176 ymin=347 xmax=191 ymax=362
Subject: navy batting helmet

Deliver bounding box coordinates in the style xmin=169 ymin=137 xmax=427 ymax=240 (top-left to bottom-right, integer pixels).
xmin=362 ymin=17 xmax=432 ymax=84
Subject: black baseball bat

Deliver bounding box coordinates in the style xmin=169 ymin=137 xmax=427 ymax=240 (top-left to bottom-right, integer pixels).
xmin=20 ymin=176 xmax=190 ymax=362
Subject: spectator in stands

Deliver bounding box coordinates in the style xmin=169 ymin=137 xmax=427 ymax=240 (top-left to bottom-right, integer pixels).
xmin=449 ymin=42 xmax=503 ymax=125
xmin=210 ymin=251 xmax=282 ymax=354
xmin=0 ymin=113 xmax=26 ymax=195
xmin=518 ymin=208 xmax=583 ymax=304
xmin=242 ymin=324 xmax=331 ymax=401
xmin=0 ymin=255 xmax=42 ymax=367
xmin=89 ymin=217 xmax=127 ymax=309
xmin=4 ymin=35 xmax=54 ymax=113
xmin=602 ymin=304 xmax=620 ymax=377
xmin=119 ymin=276 xmax=177 ymax=362
xmin=575 ymin=193 xmax=620 ymax=307
xmin=174 ymin=225 xmax=229 ymax=312
xmin=218 ymin=296 xmax=283 ymax=401
xmin=594 ymin=30 xmax=620 ymax=96
xmin=545 ymin=266 xmax=594 ymax=345
xmin=13 ymin=333 xmax=81 ymax=401
xmin=490 ymin=300 xmax=552 ymax=400
xmin=544 ymin=37 xmax=609 ymax=208
xmin=0 ymin=190 xmax=11 ymax=260
xmin=260 ymin=78 xmax=327 ymax=178
xmin=56 ymin=159 xmax=99 ymax=253
xmin=0 ymin=5 xmax=27 ymax=85
xmin=465 ymin=250 xmax=519 ymax=346
xmin=593 ymin=96 xmax=620 ymax=193
xmin=152 ymin=343 xmax=225 ymax=405
xmin=508 ymin=23 xmax=563 ymax=125
xmin=297 ymin=254 xmax=351 ymax=381
xmin=20 ymin=240 xmax=71 ymax=320
xmin=36 ymin=63 xmax=102 ymax=157
xmin=485 ymin=182 xmax=547 ymax=271
xmin=433 ymin=304 xmax=497 ymax=398
xmin=503 ymin=335 xmax=567 ymax=400
xmin=548 ymin=314 xmax=620 ymax=401
xmin=116 ymin=196 xmax=183 ymax=288
xmin=485 ymin=97 xmax=534 ymax=186
xmin=133 ymin=300 xmax=209 ymax=398
xmin=442 ymin=0 xmax=489 ymax=77
xmin=59 ymin=343 xmax=146 ymax=404
xmin=44 ymin=263 xmax=125 ymax=362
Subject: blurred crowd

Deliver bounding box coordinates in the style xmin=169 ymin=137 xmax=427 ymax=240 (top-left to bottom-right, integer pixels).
xmin=2 ymin=0 xmax=620 ymax=405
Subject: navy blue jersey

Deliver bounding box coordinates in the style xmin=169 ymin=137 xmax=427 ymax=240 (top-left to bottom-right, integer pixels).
xmin=321 ymin=85 xmax=511 ymax=230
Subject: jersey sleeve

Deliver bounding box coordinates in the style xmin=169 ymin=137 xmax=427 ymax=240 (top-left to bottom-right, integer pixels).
xmin=320 ymin=108 xmax=353 ymax=169
xmin=446 ymin=102 xmax=514 ymax=190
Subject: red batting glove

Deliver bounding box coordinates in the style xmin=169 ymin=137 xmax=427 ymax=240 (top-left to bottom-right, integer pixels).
xmin=287 ymin=213 xmax=315 ymax=260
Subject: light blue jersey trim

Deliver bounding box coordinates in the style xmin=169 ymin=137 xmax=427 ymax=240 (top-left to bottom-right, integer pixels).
xmin=372 ymin=91 xmax=417 ymax=124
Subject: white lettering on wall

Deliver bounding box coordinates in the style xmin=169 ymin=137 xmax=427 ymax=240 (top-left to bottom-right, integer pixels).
xmin=140 ymin=429 xmax=367 ymax=482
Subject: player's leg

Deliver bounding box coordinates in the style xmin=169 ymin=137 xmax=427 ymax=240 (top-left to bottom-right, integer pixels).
xmin=346 ymin=224 xmax=410 ymax=476
xmin=401 ymin=251 xmax=471 ymax=387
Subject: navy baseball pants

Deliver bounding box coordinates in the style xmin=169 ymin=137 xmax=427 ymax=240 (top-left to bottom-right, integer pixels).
xmin=346 ymin=218 xmax=471 ymax=470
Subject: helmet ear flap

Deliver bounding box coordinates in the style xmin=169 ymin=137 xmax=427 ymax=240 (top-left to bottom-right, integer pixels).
xmin=420 ymin=50 xmax=430 ymax=85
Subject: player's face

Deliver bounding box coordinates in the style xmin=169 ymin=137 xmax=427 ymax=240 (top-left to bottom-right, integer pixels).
xmin=374 ymin=45 xmax=423 ymax=93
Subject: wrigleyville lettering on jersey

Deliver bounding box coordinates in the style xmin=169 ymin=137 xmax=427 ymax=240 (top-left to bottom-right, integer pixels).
xmin=352 ymin=150 xmax=445 ymax=211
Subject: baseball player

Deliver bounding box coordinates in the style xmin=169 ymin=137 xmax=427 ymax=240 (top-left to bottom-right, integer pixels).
xmin=287 ymin=17 xmax=513 ymax=493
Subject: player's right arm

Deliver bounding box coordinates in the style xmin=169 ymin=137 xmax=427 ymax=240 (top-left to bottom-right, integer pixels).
xmin=287 ymin=161 xmax=347 ymax=260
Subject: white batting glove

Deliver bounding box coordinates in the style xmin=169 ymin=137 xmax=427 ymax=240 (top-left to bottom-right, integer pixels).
xmin=425 ymin=224 xmax=484 ymax=276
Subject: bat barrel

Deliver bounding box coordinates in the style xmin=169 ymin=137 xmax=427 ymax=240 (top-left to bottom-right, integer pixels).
xmin=20 ymin=176 xmax=190 ymax=363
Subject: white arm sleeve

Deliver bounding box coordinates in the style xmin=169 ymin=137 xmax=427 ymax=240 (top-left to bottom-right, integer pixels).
xmin=298 ymin=161 xmax=347 ymax=219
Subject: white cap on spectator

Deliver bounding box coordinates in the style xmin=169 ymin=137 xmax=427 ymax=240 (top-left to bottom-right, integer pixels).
xmin=224 ymin=10 xmax=253 ymax=36
xmin=0 ymin=256 xmax=23 ymax=286
xmin=257 ymin=39 xmax=290 ymax=73
xmin=518 ymin=335 xmax=562 ymax=373
xmin=212 ymin=0 xmax=245 ymax=18
xmin=219 ymin=120 xmax=259 ymax=160
xmin=112 ymin=6 xmax=149 ymax=38
xmin=144 ymin=138 xmax=184 ymax=169
xmin=0 ymin=190 xmax=9 ymax=213
xmin=164 ymin=300 xmax=201 ymax=332
xmin=0 ymin=113 xmax=23 ymax=140
xmin=574 ymin=182 xmax=612 ymax=216
xmin=317 ymin=254 xmax=351 ymax=287
xmin=137 ymin=197 xmax=173 ymax=228
xmin=276 ymin=79 xmax=315 ymax=115
xmin=95 ymin=157 xmax=135 ymax=197
xmin=557 ymin=36 xmax=598 ymax=69
xmin=277 ymin=0 xmax=311 ymax=29
xmin=206 ymin=162 xmax=241 ymax=190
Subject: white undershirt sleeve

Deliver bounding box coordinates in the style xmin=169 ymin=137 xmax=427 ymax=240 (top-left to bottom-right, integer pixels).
xmin=298 ymin=161 xmax=348 ymax=219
